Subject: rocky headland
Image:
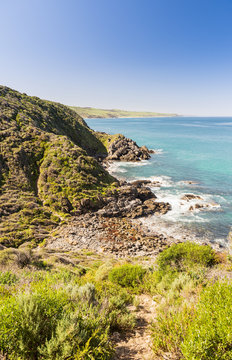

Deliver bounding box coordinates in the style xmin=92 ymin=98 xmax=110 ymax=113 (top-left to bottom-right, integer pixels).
xmin=0 ymin=85 xmax=174 ymax=256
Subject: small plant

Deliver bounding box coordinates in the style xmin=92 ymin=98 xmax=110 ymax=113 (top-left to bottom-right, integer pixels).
xmin=78 ymin=283 xmax=96 ymax=304
xmin=108 ymin=263 xmax=146 ymax=291
xmin=0 ymin=271 xmax=18 ymax=285
xmin=152 ymin=304 xmax=194 ymax=357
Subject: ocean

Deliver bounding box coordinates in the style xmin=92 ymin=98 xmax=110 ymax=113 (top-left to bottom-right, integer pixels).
xmin=86 ymin=117 xmax=232 ymax=248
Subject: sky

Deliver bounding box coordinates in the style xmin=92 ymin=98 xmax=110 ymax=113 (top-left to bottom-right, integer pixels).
xmin=1 ymin=0 xmax=232 ymax=116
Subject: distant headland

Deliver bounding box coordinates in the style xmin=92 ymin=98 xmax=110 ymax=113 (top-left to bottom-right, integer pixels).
xmin=69 ymin=105 xmax=178 ymax=119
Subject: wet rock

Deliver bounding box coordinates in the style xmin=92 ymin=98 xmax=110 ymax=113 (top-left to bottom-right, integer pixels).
xmin=137 ymin=187 xmax=157 ymax=201
xmin=131 ymin=180 xmax=152 ymax=187
xmin=181 ymin=194 xmax=203 ymax=201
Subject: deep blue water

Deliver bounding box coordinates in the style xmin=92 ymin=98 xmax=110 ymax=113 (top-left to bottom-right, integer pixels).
xmin=87 ymin=117 xmax=232 ymax=245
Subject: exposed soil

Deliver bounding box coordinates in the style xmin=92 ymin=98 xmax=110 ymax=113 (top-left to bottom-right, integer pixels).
xmin=112 ymin=295 xmax=156 ymax=360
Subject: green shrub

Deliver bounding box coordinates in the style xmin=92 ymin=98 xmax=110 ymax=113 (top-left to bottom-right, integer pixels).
xmin=0 ymin=286 xmax=69 ymax=359
xmin=39 ymin=308 xmax=113 ymax=360
xmin=104 ymin=290 xmax=135 ymax=331
xmin=108 ymin=264 xmax=146 ymax=291
xmin=181 ymin=281 xmax=232 ymax=360
xmin=157 ymin=242 xmax=216 ymax=278
xmin=152 ymin=305 xmax=194 ymax=357
xmin=0 ymin=271 xmax=18 ymax=285
xmin=78 ymin=283 xmax=96 ymax=304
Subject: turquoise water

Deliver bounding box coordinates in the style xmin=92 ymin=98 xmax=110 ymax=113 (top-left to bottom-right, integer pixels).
xmin=87 ymin=117 xmax=232 ymax=246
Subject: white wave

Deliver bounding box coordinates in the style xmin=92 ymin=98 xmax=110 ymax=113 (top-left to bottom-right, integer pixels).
xmin=121 ymin=160 xmax=149 ymax=167
xmin=177 ymin=180 xmax=200 ymax=187
xmin=213 ymin=194 xmax=229 ymax=203
xmin=151 ymin=189 xmax=221 ymax=224
xmin=107 ymin=162 xmax=127 ymax=174
xmin=150 ymin=148 xmax=164 ymax=154
xmin=215 ymin=122 xmax=232 ymax=126
xmin=133 ymin=175 xmax=174 ymax=187
xmin=182 ymin=124 xmax=212 ymax=128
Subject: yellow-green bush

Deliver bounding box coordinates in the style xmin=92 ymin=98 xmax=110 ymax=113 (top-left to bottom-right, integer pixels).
xmin=181 ymin=282 xmax=232 ymax=360
xmin=108 ymin=263 xmax=147 ymax=292
xmin=157 ymin=241 xmax=216 ymax=279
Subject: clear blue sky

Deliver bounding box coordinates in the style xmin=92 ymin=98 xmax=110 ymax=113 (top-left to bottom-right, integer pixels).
xmin=1 ymin=0 xmax=232 ymax=115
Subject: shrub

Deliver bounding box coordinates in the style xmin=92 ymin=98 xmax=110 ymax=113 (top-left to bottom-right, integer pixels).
xmin=181 ymin=281 xmax=232 ymax=360
xmin=152 ymin=305 xmax=194 ymax=357
xmin=157 ymin=242 xmax=216 ymax=278
xmin=0 ymin=271 xmax=18 ymax=285
xmin=0 ymin=286 xmax=68 ymax=359
xmin=78 ymin=283 xmax=96 ymax=304
xmin=39 ymin=308 xmax=113 ymax=360
xmin=108 ymin=264 xmax=146 ymax=291
xmin=103 ymin=290 xmax=135 ymax=331
xmin=94 ymin=262 xmax=113 ymax=282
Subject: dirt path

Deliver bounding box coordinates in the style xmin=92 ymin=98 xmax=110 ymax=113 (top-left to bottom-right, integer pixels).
xmin=112 ymin=295 xmax=156 ymax=360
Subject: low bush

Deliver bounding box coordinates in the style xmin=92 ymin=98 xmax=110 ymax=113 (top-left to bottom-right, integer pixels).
xmin=181 ymin=281 xmax=232 ymax=360
xmin=0 ymin=267 xmax=135 ymax=359
xmin=152 ymin=305 xmax=194 ymax=358
xmin=157 ymin=242 xmax=217 ymax=279
xmin=0 ymin=286 xmax=68 ymax=359
xmin=108 ymin=263 xmax=146 ymax=291
xmin=0 ymin=271 xmax=18 ymax=285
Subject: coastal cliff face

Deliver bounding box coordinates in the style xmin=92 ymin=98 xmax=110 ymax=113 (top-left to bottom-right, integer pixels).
xmin=0 ymin=86 xmax=118 ymax=247
xmin=0 ymin=86 xmax=159 ymax=248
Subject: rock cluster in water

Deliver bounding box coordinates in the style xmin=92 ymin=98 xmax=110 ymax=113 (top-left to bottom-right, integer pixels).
xmin=77 ymin=182 xmax=171 ymax=218
xmin=106 ymin=136 xmax=153 ymax=161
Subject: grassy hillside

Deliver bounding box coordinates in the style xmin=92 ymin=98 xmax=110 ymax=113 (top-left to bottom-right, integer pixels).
xmin=0 ymin=86 xmax=117 ymax=247
xmin=69 ymin=106 xmax=178 ymax=119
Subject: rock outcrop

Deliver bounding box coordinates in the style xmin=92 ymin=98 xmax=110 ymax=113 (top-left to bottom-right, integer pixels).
xmin=77 ymin=183 xmax=171 ymax=218
xmin=0 ymin=86 xmax=117 ymax=247
xmin=106 ymin=136 xmax=152 ymax=161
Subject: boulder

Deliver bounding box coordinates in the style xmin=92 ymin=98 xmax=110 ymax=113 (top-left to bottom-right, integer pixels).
xmin=181 ymin=194 xmax=203 ymax=201
xmin=107 ymin=136 xmax=151 ymax=161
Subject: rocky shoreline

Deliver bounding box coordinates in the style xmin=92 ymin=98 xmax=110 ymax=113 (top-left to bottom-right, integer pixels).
xmin=45 ymin=179 xmax=176 ymax=257
xmin=45 ymin=138 xmax=177 ymax=257
xmin=46 ymin=213 xmax=178 ymax=258
xmin=45 ymin=138 xmax=226 ymax=257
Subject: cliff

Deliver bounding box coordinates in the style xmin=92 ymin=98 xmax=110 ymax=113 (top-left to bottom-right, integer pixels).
xmin=0 ymin=86 xmax=154 ymax=248
xmin=0 ymin=86 xmax=118 ymax=247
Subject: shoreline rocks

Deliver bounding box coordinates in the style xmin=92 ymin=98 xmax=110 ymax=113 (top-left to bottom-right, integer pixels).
xmin=77 ymin=183 xmax=172 ymax=219
xmin=45 ymin=214 xmax=178 ymax=258
xmin=106 ymin=136 xmax=151 ymax=161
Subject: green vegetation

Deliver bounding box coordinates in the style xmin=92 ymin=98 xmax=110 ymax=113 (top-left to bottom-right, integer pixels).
xmin=151 ymin=242 xmax=232 ymax=359
xmin=1 ymin=85 xmax=231 ymax=359
xmin=0 ymin=86 xmax=118 ymax=247
xmin=0 ymin=249 xmax=135 ymax=359
xmin=0 ymin=242 xmax=231 ymax=359
xmin=156 ymin=241 xmax=217 ymax=278
xmin=182 ymin=282 xmax=232 ymax=359
xmin=108 ymin=263 xmax=147 ymax=292
xmin=70 ymin=106 xmax=178 ymax=119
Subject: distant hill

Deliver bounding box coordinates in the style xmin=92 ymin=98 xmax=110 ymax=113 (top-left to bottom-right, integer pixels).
xmin=69 ymin=106 xmax=178 ymax=119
